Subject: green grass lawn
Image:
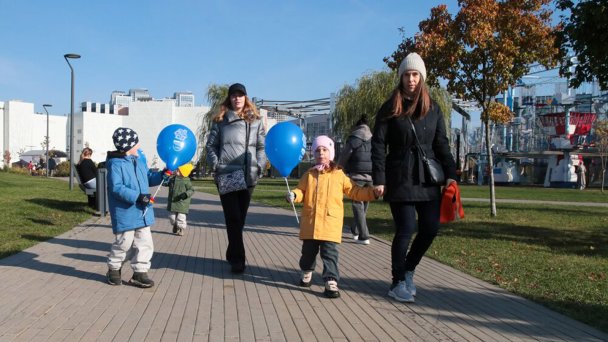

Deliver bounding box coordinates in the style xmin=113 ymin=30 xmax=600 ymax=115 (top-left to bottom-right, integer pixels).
xmin=0 ymin=172 xmax=95 ymax=259
xmin=194 ymin=177 xmax=608 ymax=333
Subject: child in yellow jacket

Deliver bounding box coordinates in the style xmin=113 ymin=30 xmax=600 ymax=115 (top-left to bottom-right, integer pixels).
xmin=286 ymin=135 xmax=379 ymax=298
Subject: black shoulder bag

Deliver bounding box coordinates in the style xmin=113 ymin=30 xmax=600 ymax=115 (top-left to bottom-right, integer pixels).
xmin=408 ymin=117 xmax=445 ymax=185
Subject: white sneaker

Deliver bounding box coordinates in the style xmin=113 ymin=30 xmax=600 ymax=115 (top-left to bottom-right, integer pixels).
xmin=388 ymin=281 xmax=415 ymax=303
xmin=352 ymin=234 xmax=359 ymax=240
xmin=405 ymin=271 xmax=416 ymax=296
xmin=355 ymin=239 xmax=370 ymax=245
xmin=299 ymin=271 xmax=312 ymax=287
xmin=324 ymin=279 xmax=340 ymax=298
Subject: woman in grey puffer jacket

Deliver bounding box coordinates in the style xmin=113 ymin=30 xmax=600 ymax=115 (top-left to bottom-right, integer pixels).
xmin=205 ymin=83 xmax=267 ymax=273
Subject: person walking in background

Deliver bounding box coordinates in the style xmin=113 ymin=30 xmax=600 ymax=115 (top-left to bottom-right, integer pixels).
xmin=166 ymin=163 xmax=195 ymax=236
xmin=371 ymin=53 xmax=457 ymax=303
xmin=576 ymin=160 xmax=586 ymax=190
xmin=205 ymin=83 xmax=267 ymax=274
xmin=287 ymin=136 xmax=379 ymax=298
xmin=48 ymin=157 xmax=57 ymax=177
xmin=338 ymin=115 xmax=373 ymax=245
xmin=105 ymin=127 xmax=164 ymax=288
xmin=76 ymin=147 xmax=98 ymax=190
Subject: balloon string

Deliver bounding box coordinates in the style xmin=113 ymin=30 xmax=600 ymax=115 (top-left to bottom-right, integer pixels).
xmin=284 ymin=177 xmax=299 ymax=224
xmin=142 ymin=183 xmax=163 ymax=217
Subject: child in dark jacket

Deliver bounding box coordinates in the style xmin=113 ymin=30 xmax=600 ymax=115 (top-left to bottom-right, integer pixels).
xmin=167 ymin=163 xmax=195 ymax=236
xmin=106 ymin=127 xmax=163 ymax=288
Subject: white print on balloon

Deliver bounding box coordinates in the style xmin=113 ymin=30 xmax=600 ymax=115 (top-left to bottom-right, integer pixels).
xmin=173 ymin=128 xmax=188 ymax=152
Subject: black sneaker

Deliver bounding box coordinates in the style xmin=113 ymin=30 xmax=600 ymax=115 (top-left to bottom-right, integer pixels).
xmin=129 ymin=272 xmax=155 ymax=288
xmin=172 ymin=222 xmax=178 ymax=234
xmin=107 ymin=268 xmax=121 ymax=285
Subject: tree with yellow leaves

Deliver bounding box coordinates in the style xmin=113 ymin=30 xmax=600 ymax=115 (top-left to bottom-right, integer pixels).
xmin=593 ymin=119 xmax=608 ymax=192
xmin=386 ymin=0 xmax=559 ymax=216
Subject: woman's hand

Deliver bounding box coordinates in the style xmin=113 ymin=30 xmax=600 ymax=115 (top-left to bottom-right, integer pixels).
xmin=373 ymin=185 xmax=385 ymax=198
xmin=446 ymin=178 xmax=457 ymax=186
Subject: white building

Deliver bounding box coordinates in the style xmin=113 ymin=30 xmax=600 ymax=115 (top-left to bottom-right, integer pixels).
xmin=1 ymin=90 xmax=209 ymax=169
xmin=1 ymin=100 xmax=68 ymax=167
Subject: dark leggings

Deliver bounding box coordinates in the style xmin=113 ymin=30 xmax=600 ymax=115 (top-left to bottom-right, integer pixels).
xmin=219 ymin=187 xmax=254 ymax=265
xmin=389 ymin=199 xmax=441 ymax=284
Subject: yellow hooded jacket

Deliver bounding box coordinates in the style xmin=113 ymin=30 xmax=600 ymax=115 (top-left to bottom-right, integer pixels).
xmin=292 ymin=167 xmax=376 ymax=243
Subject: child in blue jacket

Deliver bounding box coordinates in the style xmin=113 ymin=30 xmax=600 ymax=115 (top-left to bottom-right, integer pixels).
xmin=106 ymin=127 xmax=163 ymax=288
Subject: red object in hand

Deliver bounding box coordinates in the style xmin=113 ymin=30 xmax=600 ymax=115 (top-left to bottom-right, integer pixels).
xmin=150 ymin=197 xmax=156 ymax=204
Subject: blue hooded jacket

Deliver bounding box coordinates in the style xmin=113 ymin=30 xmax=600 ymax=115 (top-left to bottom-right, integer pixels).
xmin=106 ymin=151 xmax=163 ymax=234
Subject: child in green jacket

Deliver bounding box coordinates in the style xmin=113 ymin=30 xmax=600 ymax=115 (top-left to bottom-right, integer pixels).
xmin=167 ymin=163 xmax=195 ymax=236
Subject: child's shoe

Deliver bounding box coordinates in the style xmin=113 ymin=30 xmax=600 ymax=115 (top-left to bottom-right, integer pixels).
xmin=299 ymin=271 xmax=312 ymax=287
xmin=172 ymin=222 xmax=178 ymax=234
xmin=324 ymin=279 xmax=340 ymax=298
xmin=129 ymin=272 xmax=155 ymax=288
xmin=106 ymin=268 xmax=121 ymax=286
xmin=176 ymin=227 xmax=184 ymax=236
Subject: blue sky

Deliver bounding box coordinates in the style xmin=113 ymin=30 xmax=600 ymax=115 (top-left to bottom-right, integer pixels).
xmin=0 ymin=1 xmax=463 ymax=115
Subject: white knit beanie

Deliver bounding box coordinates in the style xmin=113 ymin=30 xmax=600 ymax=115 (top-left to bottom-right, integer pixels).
xmin=398 ymin=52 xmax=427 ymax=82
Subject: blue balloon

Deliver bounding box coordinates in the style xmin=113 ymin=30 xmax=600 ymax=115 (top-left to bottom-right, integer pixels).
xmin=265 ymin=122 xmax=306 ymax=177
xmin=156 ymin=124 xmax=197 ymax=171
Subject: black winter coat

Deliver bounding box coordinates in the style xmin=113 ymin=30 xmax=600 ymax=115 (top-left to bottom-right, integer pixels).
xmin=371 ymin=98 xmax=457 ymax=202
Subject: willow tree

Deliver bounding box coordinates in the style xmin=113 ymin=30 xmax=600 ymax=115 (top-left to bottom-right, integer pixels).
xmin=197 ymin=84 xmax=228 ymax=172
xmin=332 ymin=71 xmax=397 ymax=141
xmin=387 ymin=0 xmax=559 ymax=216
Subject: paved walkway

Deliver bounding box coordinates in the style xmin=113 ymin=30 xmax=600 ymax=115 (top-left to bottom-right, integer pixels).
xmin=1 ymin=189 xmax=607 ymax=341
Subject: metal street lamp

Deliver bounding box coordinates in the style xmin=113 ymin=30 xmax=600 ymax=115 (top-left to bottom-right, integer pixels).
xmin=43 ymin=104 xmax=52 ymax=177
xmin=64 ymin=53 xmax=81 ymax=190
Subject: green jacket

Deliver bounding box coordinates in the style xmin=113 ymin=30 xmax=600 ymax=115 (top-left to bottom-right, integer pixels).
xmin=167 ymin=176 xmax=194 ymax=214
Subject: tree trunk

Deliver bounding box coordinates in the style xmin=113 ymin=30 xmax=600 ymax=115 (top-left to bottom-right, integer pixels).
xmin=602 ymin=168 xmax=606 ymax=193
xmin=484 ymin=119 xmax=497 ymax=216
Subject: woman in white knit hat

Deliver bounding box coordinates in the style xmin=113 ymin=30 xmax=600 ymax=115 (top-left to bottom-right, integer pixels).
xmin=371 ymin=53 xmax=457 ymax=303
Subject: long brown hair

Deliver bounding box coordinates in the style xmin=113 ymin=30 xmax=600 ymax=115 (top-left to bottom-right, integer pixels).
xmin=212 ymin=95 xmax=260 ymax=122
xmin=78 ymin=147 xmax=92 ymax=164
xmin=389 ymin=80 xmax=432 ymax=119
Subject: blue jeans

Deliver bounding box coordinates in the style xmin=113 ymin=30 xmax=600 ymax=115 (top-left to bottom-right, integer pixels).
xmin=389 ymin=199 xmax=441 ymax=284
xmin=299 ymin=240 xmax=339 ymax=281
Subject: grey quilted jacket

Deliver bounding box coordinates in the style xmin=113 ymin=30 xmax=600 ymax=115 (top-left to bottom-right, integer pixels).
xmin=205 ymin=110 xmax=267 ymax=187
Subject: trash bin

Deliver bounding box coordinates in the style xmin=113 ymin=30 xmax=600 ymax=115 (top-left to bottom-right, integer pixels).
xmin=96 ymin=168 xmax=109 ymax=217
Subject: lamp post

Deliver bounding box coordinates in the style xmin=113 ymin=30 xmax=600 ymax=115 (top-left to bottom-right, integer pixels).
xmin=64 ymin=53 xmax=81 ymax=190
xmin=43 ymin=104 xmax=52 ymax=177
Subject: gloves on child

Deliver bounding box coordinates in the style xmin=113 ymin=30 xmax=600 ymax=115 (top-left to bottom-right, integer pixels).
xmin=285 ymin=191 xmax=296 ymax=203
xmin=162 ymin=168 xmax=173 ymax=183
xmin=177 ymin=192 xmax=188 ymax=201
xmin=137 ymin=194 xmax=151 ymax=204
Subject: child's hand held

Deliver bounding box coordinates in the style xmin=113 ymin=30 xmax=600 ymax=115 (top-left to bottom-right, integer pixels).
xmin=285 ymin=191 xmax=295 ymax=203
xmin=137 ymin=194 xmax=151 ymax=204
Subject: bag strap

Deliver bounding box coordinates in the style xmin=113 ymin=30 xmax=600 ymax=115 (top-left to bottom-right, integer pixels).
xmin=407 ymin=116 xmax=428 ymax=160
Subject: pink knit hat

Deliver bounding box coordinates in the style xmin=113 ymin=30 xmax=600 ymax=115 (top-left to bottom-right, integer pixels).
xmin=312 ymin=135 xmax=335 ymax=161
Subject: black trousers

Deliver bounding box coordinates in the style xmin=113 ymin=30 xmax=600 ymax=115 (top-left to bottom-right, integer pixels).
xmin=389 ymin=199 xmax=441 ymax=284
xmin=219 ymin=187 xmax=254 ymax=266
